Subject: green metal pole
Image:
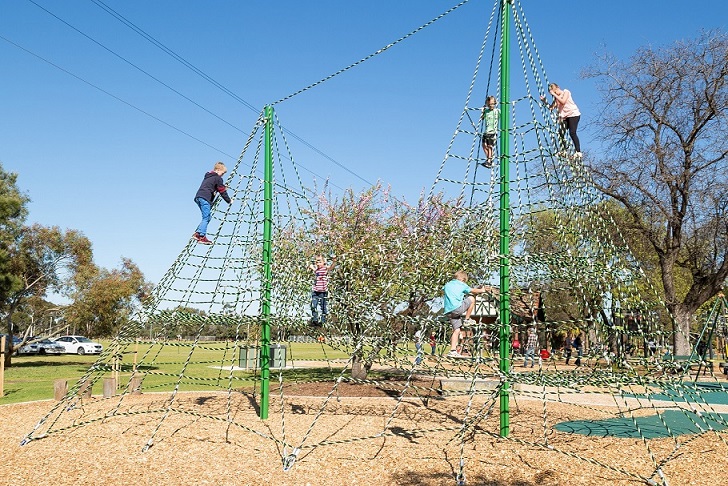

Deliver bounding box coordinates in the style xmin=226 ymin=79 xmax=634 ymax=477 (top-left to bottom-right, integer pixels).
xmin=260 ymin=105 xmax=273 ymax=419
xmin=498 ymin=0 xmax=512 ymax=438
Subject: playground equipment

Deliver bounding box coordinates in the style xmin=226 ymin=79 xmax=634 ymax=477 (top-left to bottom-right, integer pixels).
xmin=22 ymin=2 xmax=728 ymax=484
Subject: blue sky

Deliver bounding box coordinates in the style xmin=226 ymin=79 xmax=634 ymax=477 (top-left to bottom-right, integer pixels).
xmin=1 ymin=0 xmax=726 ymax=290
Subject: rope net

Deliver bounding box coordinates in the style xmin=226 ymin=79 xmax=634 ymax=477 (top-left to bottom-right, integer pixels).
xmin=23 ymin=1 xmax=728 ymax=484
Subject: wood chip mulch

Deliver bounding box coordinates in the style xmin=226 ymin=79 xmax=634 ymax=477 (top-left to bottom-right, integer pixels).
xmin=2 ymin=381 xmax=727 ymax=486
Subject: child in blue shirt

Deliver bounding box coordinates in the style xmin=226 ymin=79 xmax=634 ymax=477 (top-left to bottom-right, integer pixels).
xmin=443 ymin=270 xmax=486 ymax=357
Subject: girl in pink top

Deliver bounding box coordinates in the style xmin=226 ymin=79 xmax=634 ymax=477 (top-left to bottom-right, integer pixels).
xmin=541 ymin=83 xmax=582 ymax=158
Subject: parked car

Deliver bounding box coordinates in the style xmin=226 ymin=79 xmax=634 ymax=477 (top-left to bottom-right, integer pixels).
xmin=17 ymin=338 xmax=39 ymax=355
xmin=1 ymin=335 xmax=38 ymax=355
xmin=54 ymin=335 xmax=103 ymax=355
xmin=36 ymin=338 xmax=65 ymax=355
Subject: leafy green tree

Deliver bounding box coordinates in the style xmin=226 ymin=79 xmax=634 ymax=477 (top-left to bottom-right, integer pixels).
xmin=11 ymin=296 xmax=64 ymax=336
xmin=65 ymin=258 xmax=151 ymax=337
xmin=0 ymin=163 xmax=35 ymax=361
xmin=276 ymin=183 xmax=488 ymax=378
xmin=584 ymin=30 xmax=728 ymax=355
xmin=519 ymin=206 xmax=605 ymax=329
xmin=518 ymin=203 xmax=672 ymax=357
xmin=3 ymin=224 xmax=93 ymax=367
xmin=0 ymin=164 xmax=29 ymax=311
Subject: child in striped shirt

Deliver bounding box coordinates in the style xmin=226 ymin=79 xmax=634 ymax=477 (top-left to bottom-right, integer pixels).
xmin=309 ymin=255 xmax=335 ymax=326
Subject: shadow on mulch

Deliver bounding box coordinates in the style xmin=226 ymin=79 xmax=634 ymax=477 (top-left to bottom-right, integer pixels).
xmin=279 ymin=378 xmax=442 ymax=399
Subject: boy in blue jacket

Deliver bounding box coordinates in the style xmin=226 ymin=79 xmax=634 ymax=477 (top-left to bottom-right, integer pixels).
xmin=193 ymin=162 xmax=232 ymax=244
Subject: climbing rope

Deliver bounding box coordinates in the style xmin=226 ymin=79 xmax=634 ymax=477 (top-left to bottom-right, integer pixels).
xmin=22 ymin=2 xmax=728 ymax=486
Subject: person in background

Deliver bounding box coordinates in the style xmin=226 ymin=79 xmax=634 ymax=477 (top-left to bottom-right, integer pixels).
xmin=429 ymin=332 xmax=437 ymax=356
xmin=573 ymin=333 xmax=583 ymax=366
xmin=563 ymin=334 xmax=573 ymax=365
xmin=524 ymin=327 xmax=539 ymax=368
xmin=647 ymin=339 xmax=657 ymax=359
xmin=414 ymin=328 xmax=423 ymax=365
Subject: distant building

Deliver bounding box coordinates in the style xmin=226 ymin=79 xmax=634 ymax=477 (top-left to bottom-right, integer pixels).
xmin=471 ymin=285 xmax=544 ymax=326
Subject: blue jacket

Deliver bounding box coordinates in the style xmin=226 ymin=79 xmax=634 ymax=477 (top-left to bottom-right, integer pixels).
xmin=195 ymin=171 xmax=231 ymax=204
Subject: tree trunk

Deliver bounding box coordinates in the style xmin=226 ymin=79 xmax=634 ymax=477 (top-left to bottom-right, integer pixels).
xmin=2 ymin=335 xmax=10 ymax=369
xmin=3 ymin=300 xmax=25 ymax=369
xmin=351 ymin=354 xmax=367 ymax=380
xmin=671 ymin=305 xmax=692 ymax=356
xmin=3 ymin=314 xmax=12 ymax=369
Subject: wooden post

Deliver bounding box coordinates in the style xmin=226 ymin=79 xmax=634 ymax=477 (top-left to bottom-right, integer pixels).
xmin=103 ymin=378 xmax=117 ymax=398
xmin=113 ymin=346 xmax=120 ymax=390
xmin=0 ymin=335 xmax=5 ymax=398
xmin=130 ymin=373 xmax=143 ymax=395
xmin=54 ymin=379 xmax=68 ymax=401
xmin=78 ymin=380 xmax=92 ymax=398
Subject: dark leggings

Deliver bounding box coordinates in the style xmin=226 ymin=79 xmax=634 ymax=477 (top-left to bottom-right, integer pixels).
xmin=559 ymin=115 xmax=581 ymax=152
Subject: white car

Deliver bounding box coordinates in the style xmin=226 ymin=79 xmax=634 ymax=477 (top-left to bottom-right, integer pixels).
xmin=54 ymin=335 xmax=103 ymax=355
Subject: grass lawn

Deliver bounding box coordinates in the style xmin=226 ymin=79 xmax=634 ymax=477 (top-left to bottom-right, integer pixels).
xmin=1 ymin=353 xmax=100 ymax=404
xmin=0 ymin=340 xmax=359 ymax=405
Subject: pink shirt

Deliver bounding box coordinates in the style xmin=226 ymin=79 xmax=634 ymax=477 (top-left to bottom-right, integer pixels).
xmin=556 ymin=89 xmax=580 ymax=120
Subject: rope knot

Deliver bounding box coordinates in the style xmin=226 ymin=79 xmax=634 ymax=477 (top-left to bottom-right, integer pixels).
xmin=282 ymin=447 xmax=301 ymax=471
